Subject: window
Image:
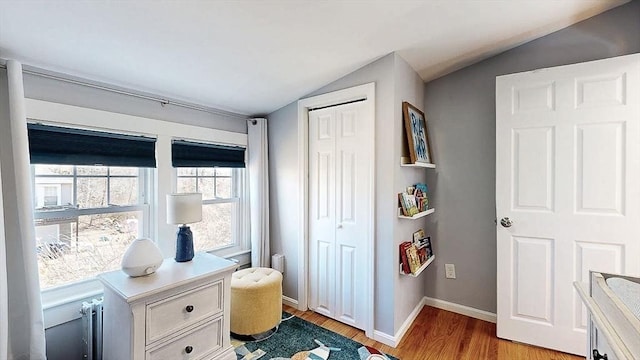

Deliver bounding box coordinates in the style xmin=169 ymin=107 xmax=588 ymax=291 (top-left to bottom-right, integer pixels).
xmin=176 ymin=167 xmax=245 ymax=253
xmin=27 ymin=123 xmax=157 ymax=289
xmin=43 ymin=185 xmax=60 ymax=206
xmin=25 ymin=102 xmax=247 ymax=328
xmin=35 ymin=183 xmax=62 ymax=208
xmin=32 ymin=165 xmax=151 ymax=289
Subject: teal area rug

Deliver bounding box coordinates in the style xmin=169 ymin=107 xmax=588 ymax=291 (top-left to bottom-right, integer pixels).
xmin=232 ymin=313 xmax=398 ymax=360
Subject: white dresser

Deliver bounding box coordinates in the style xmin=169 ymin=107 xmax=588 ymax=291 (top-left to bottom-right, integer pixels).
xmin=98 ymin=252 xmax=238 ymax=360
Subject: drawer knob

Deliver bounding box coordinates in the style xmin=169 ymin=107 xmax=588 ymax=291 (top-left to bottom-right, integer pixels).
xmin=185 ymin=305 xmax=194 ymax=313
xmin=593 ymin=349 xmax=608 ymax=360
xmin=185 ymin=345 xmax=193 ymax=354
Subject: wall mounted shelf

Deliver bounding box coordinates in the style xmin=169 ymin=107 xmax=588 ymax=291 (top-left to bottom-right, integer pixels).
xmin=400 ymin=157 xmax=436 ymax=168
xmin=398 ymin=208 xmax=435 ymax=219
xmin=401 ymin=255 xmax=435 ymax=277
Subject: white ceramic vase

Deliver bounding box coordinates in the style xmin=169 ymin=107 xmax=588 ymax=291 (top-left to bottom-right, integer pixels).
xmin=121 ymin=238 xmax=164 ymax=277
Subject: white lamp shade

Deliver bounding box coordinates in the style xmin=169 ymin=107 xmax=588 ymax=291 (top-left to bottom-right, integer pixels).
xmin=167 ymin=193 xmax=202 ymax=225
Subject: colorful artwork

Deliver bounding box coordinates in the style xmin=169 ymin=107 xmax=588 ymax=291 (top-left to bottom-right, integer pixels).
xmin=403 ymin=102 xmax=432 ymax=164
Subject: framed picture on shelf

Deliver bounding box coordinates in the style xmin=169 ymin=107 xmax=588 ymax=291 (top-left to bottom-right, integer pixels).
xmin=403 ymin=101 xmax=433 ymax=164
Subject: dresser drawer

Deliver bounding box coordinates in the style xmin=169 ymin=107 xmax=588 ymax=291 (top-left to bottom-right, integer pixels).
xmin=146 ymin=316 xmax=223 ymax=360
xmin=146 ymin=281 xmax=223 ymax=344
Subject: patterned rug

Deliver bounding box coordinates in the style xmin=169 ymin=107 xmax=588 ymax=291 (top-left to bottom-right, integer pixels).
xmin=232 ymin=313 xmax=398 ymax=360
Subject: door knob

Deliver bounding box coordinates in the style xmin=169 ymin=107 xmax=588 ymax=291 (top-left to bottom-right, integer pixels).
xmin=500 ymin=217 xmax=513 ymax=228
xmin=337 ymin=224 xmax=343 ymax=229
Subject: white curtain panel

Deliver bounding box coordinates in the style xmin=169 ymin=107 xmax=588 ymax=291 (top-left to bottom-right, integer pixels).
xmin=0 ymin=160 xmax=8 ymax=360
xmin=0 ymin=60 xmax=47 ymax=359
xmin=248 ymin=118 xmax=271 ymax=267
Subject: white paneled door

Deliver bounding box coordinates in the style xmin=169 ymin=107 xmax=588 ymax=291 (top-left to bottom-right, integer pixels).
xmin=308 ymin=100 xmax=370 ymax=330
xmin=496 ymin=54 xmax=640 ymax=355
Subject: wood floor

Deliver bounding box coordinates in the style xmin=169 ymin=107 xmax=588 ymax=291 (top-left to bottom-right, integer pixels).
xmin=283 ymin=305 xmax=585 ymax=360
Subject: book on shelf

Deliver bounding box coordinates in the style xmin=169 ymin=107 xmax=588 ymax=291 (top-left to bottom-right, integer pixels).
xmin=404 ymin=194 xmax=419 ymax=216
xmin=406 ymin=244 xmax=421 ymax=274
xmin=399 ymin=241 xmax=412 ymax=274
xmin=401 ymin=236 xmax=435 ymax=275
xmin=415 ymin=236 xmax=433 ymax=260
xmin=398 ymin=192 xmax=419 ymax=216
xmin=414 ymin=183 xmax=429 ymax=212
xmin=399 ymin=183 xmax=430 ymax=216
xmin=417 ymin=247 xmax=428 ymax=263
xmin=415 ymin=183 xmax=428 ymax=194
xmin=398 ymin=193 xmax=409 ymax=216
xmin=411 ymin=230 xmax=434 ymax=267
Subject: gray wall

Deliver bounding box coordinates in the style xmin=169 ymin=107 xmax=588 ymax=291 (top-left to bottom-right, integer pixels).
xmin=392 ymin=56 xmax=428 ymax=331
xmin=423 ymin=0 xmax=640 ymax=313
xmin=45 ymin=321 xmax=84 ymax=360
xmin=269 ymin=53 xmax=398 ymax=334
xmin=23 ymin=73 xmax=248 ymax=133
xmin=267 ymin=101 xmax=301 ymax=299
xmin=309 ymin=54 xmax=404 ymax=336
xmin=268 ymin=53 xmax=430 ymax=335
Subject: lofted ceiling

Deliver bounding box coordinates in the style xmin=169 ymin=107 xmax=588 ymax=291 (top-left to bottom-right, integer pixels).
xmin=0 ymin=0 xmax=629 ymax=116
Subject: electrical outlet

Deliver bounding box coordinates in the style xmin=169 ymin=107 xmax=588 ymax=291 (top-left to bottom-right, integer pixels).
xmin=445 ymin=263 xmax=456 ymax=279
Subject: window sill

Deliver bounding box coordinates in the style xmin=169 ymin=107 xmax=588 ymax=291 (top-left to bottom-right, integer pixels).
xmin=201 ymin=244 xmax=250 ymax=259
xmin=210 ymin=248 xmax=250 ymax=258
xmin=42 ymin=278 xmax=104 ymax=329
xmin=42 ymin=250 xmax=251 ymax=329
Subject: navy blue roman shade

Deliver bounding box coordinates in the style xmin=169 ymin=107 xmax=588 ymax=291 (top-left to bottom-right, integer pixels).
xmin=171 ymin=140 xmax=245 ymax=168
xmin=27 ymin=123 xmax=157 ymax=167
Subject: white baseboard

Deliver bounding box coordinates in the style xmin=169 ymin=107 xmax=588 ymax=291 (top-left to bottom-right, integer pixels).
xmin=372 ymin=297 xmax=496 ymax=348
xmin=372 ymin=330 xmax=397 ymax=347
xmin=280 ymin=295 xmax=495 ymax=348
xmin=282 ymin=295 xmax=299 ymax=309
xmin=423 ymin=296 xmax=496 ymax=323
xmin=372 ymin=297 xmax=426 ymax=348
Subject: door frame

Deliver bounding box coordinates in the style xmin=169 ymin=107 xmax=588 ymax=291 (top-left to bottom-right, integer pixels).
xmin=296 ymin=82 xmax=375 ymax=338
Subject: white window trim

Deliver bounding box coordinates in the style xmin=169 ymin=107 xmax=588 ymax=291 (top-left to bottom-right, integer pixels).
xmin=175 ymin=167 xmax=246 ymax=255
xmin=199 ymin=198 xmax=243 ymax=256
xmin=25 ymin=98 xmax=248 ymax=328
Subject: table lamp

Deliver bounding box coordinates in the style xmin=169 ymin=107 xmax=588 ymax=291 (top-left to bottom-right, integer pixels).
xmin=166 ymin=193 xmax=202 ymax=262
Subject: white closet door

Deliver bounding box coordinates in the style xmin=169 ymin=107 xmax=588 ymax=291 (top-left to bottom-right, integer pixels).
xmin=309 ymin=106 xmax=337 ymax=319
xmin=496 ymin=54 xmax=640 ymax=355
xmin=309 ymin=101 xmax=370 ymax=330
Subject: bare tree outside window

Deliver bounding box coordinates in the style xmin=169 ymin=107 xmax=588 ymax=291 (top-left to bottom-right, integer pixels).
xmin=176 ymin=167 xmax=242 ymax=252
xmin=33 ymin=165 xmax=148 ymax=289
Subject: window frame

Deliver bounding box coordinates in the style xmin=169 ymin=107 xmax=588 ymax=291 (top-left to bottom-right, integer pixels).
xmin=32 ymin=165 xmax=152 ymax=290
xmin=25 ymin=98 xmax=248 ymax=329
xmin=174 ymin=167 xmax=247 ymax=256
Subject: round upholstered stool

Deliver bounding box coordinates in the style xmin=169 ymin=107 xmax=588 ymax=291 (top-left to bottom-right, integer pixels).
xmin=230 ymin=267 xmax=282 ymax=336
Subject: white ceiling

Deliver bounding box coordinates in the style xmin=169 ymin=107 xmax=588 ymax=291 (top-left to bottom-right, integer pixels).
xmin=0 ymin=0 xmax=629 ymax=116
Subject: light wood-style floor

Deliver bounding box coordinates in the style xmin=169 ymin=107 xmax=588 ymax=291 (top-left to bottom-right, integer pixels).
xmin=283 ymin=305 xmax=585 ymax=360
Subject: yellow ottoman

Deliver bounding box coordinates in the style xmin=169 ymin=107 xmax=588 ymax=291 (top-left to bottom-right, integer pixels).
xmin=230 ymin=267 xmax=283 ymax=335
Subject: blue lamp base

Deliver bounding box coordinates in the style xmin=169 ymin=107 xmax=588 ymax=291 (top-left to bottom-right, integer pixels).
xmin=175 ymin=225 xmax=194 ymax=262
